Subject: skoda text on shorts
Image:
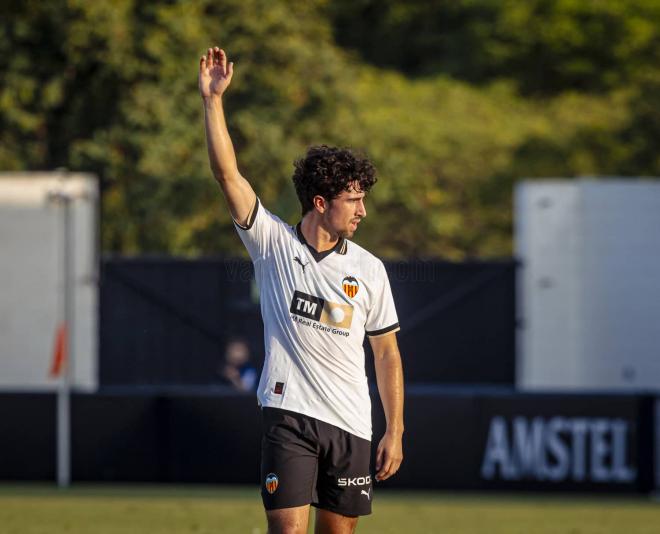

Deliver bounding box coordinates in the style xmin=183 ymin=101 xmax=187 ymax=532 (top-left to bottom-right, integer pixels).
xmin=200 ymin=45 xmax=404 ymax=534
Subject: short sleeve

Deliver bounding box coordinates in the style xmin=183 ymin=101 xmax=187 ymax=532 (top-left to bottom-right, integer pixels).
xmin=365 ymin=261 xmax=400 ymax=337
xmin=233 ymin=197 xmax=281 ymax=261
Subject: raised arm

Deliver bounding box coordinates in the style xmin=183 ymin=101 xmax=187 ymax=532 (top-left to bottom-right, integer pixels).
xmin=199 ymin=46 xmax=256 ymax=226
xmin=369 ymin=332 xmax=404 ymax=481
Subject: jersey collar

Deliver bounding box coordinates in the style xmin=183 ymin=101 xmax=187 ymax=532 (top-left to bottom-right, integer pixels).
xmin=295 ymin=222 xmax=347 ymax=262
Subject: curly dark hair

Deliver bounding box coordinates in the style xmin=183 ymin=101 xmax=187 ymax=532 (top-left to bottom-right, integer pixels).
xmin=292 ymin=145 xmax=377 ymax=216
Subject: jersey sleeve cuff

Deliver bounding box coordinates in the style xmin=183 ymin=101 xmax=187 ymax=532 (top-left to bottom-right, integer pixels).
xmin=365 ymin=322 xmax=400 ymax=338
xmin=233 ymin=197 xmax=260 ymax=231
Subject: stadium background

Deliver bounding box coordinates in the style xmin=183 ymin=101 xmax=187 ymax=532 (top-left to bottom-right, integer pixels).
xmin=2 ymin=1 xmax=660 ymax=532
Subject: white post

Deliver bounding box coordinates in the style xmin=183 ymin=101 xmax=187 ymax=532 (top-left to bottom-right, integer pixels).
xmin=47 ymin=177 xmax=75 ymax=488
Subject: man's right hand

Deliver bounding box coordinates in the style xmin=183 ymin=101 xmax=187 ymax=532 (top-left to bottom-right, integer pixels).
xmin=199 ymin=47 xmax=234 ymax=99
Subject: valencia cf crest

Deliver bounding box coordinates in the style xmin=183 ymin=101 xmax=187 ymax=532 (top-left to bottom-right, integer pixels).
xmin=265 ymin=473 xmax=279 ymax=494
xmin=342 ymin=276 xmax=359 ymax=298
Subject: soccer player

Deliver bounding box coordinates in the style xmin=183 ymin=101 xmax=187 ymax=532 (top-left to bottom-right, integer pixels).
xmin=199 ymin=46 xmax=404 ymax=534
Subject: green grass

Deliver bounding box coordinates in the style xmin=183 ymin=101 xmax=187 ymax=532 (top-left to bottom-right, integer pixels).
xmin=0 ymin=484 xmax=659 ymax=534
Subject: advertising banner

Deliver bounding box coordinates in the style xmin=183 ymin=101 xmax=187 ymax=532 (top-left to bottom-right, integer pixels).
xmin=476 ymin=395 xmax=640 ymax=492
xmin=377 ymin=390 xmax=650 ymax=493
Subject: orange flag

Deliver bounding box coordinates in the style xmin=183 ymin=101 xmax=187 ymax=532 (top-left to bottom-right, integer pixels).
xmin=50 ymin=323 xmax=68 ymax=377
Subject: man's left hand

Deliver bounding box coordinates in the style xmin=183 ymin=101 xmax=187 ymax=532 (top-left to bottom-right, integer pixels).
xmin=375 ymin=430 xmax=403 ymax=481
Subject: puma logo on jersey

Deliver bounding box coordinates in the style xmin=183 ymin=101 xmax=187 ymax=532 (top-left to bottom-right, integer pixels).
xmin=361 ymin=489 xmax=371 ymax=500
xmin=293 ymin=256 xmax=308 ymax=273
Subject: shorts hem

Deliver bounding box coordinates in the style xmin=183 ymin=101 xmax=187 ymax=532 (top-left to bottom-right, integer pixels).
xmin=263 ymin=499 xmax=313 ymax=511
xmin=311 ymin=501 xmax=372 ymax=517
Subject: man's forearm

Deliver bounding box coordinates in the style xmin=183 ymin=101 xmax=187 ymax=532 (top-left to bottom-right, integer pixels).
xmin=203 ymin=95 xmax=240 ymax=182
xmin=198 ymin=47 xmax=255 ymax=225
xmin=374 ymin=348 xmax=404 ymax=435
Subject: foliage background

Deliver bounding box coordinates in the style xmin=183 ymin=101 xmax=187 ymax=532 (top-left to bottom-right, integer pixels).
xmin=1 ymin=0 xmax=658 ymax=258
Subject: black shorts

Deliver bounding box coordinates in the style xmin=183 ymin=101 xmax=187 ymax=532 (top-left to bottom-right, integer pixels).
xmin=260 ymin=407 xmax=373 ymax=517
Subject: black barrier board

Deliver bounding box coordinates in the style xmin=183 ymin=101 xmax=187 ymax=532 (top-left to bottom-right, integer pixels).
xmin=0 ymin=391 xmax=652 ymax=492
xmin=167 ymin=395 xmax=261 ymax=483
xmin=0 ymin=393 xmax=55 ymax=480
xmin=72 ymin=395 xmax=165 ymax=481
xmin=100 ymin=259 xmax=516 ymax=386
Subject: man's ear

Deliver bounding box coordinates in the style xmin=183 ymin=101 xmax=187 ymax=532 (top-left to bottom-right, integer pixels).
xmin=312 ymin=195 xmax=327 ymax=214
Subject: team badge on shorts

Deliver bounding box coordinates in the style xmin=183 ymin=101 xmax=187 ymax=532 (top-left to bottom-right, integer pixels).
xmin=265 ymin=473 xmax=279 ymax=494
xmin=342 ymin=276 xmax=359 ymax=298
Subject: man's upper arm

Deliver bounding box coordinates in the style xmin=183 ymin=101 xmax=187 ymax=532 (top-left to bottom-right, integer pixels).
xmin=365 ymin=261 xmax=400 ymax=338
xmin=369 ymin=331 xmax=400 ymax=360
xmin=218 ymin=173 xmax=257 ymax=227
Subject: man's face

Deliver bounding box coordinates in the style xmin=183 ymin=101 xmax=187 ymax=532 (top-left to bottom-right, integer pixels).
xmin=323 ymin=184 xmax=367 ymax=239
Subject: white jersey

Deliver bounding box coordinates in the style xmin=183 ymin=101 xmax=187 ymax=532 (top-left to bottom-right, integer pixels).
xmin=234 ymin=199 xmax=400 ymax=440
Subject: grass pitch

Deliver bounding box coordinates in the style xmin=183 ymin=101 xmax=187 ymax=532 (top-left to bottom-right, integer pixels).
xmin=0 ymin=484 xmax=659 ymax=534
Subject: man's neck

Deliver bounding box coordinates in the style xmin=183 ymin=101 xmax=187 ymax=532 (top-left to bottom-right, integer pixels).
xmin=300 ymin=214 xmax=339 ymax=253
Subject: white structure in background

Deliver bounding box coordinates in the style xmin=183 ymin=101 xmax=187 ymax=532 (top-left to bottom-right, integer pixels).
xmin=515 ymin=179 xmax=660 ymax=391
xmin=0 ymin=172 xmax=98 ymax=391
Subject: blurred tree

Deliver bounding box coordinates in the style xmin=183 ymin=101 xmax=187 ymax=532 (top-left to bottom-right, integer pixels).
xmin=329 ymin=0 xmax=660 ymax=95
xmin=333 ymin=70 xmax=629 ymax=258
xmin=0 ymin=0 xmax=658 ymax=259
xmin=1 ymin=0 xmax=354 ymax=254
